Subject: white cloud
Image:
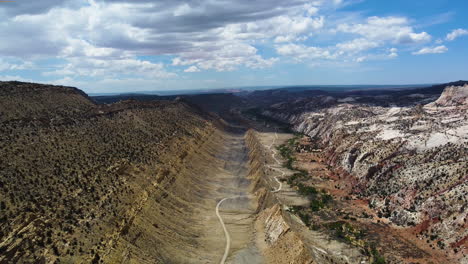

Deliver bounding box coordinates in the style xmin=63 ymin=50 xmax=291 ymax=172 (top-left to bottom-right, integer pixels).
xmin=0 ymin=58 xmax=34 ymax=71
xmin=44 ymin=58 xmax=176 ymax=79
xmin=0 ymin=60 xmax=11 ymax=71
xmin=174 ymin=42 xmax=278 ymax=71
xmin=356 ymin=56 xmax=366 ymax=62
xmin=304 ymin=5 xmax=319 ymax=16
xmin=353 ymin=48 xmax=398 ymax=63
xmin=276 ymin=43 xmax=334 ymax=61
xmin=337 ymin=16 xmax=431 ymax=44
xmin=277 ymin=38 xmax=400 ymax=63
xmin=336 ymin=38 xmax=379 ymax=53
xmin=184 ymin=66 xmax=200 ymax=72
xmin=446 ymin=28 xmax=468 ymax=41
xmin=173 ymin=3 xmax=192 ymax=17
xmin=221 ymin=15 xmax=325 ymax=44
xmin=333 ymin=0 xmax=343 ymax=5
xmin=0 ymin=0 xmax=326 ymax=74
xmin=388 ymin=48 xmax=398 ymax=58
xmin=412 ymin=45 xmax=448 ymax=55
xmin=0 ymin=0 xmax=452 ymax=90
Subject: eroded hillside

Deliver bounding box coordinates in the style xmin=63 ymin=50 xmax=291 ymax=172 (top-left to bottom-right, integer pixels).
xmin=0 ymin=81 xmax=238 ymax=263
xmin=261 ymin=84 xmax=468 ymax=262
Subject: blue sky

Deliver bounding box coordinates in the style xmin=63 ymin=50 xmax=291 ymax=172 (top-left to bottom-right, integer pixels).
xmin=0 ymin=0 xmax=467 ymax=93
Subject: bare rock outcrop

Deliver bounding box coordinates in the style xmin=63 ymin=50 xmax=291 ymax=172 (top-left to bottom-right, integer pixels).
xmin=427 ymin=84 xmax=468 ymax=107
xmin=261 ymin=83 xmax=468 ymax=260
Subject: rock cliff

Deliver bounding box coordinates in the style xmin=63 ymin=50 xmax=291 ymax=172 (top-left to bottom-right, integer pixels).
xmin=261 ymin=84 xmax=468 ymax=260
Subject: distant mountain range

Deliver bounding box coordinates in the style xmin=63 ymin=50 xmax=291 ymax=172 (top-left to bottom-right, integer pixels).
xmin=87 ymin=83 xmax=455 ymax=97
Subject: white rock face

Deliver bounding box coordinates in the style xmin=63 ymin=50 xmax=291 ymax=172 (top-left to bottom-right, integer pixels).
xmin=262 ymin=84 xmax=468 ymax=249
xmin=429 ymin=84 xmax=468 ymax=106
xmin=264 ymin=205 xmax=291 ymax=245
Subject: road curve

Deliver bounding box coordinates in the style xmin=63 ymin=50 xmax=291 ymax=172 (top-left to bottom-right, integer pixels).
xmin=267 ymin=132 xmax=284 ymax=192
xmin=271 ymin=176 xmax=283 ymax=193
xmin=216 ymin=197 xmax=232 ymax=264
xmin=216 ymin=132 xmax=283 ymax=263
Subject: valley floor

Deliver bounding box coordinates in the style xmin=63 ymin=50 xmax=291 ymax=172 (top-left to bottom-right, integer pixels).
xmin=122 ymin=130 xmax=263 ymax=264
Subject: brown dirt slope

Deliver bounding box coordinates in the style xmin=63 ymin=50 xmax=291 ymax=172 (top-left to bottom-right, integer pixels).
xmin=0 ymin=82 xmax=219 ymax=263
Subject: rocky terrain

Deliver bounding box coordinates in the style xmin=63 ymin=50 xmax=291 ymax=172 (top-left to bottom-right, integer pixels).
xmin=1 ymin=80 xmax=467 ymax=264
xmin=260 ymin=82 xmax=468 ymax=262
xmin=0 ymin=81 xmax=324 ymax=264
xmin=0 ymin=81 xmax=238 ymax=263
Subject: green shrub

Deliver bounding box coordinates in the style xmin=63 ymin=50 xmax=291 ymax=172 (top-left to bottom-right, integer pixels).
xmin=297 ymin=183 xmax=318 ymax=196
xmin=321 ymin=193 xmax=333 ymax=204
xmin=370 ymin=244 xmax=386 ymax=264
xmin=310 ymin=199 xmax=325 ymax=212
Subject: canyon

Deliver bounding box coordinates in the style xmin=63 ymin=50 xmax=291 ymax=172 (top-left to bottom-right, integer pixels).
xmin=0 ymin=81 xmax=467 ymax=264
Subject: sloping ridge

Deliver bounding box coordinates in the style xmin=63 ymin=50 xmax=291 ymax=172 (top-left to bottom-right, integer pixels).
xmin=0 ymin=81 xmax=95 ymax=122
xmin=0 ymin=82 xmax=233 ymax=263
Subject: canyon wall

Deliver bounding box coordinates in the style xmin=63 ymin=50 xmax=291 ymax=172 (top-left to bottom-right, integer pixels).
xmin=261 ymin=85 xmax=468 ymax=257
xmin=245 ymin=130 xmax=367 ymax=264
xmin=245 ymin=130 xmax=317 ymax=263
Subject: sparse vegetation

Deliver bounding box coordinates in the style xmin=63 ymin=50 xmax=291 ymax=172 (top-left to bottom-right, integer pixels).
xmin=0 ymin=82 xmax=214 ymax=262
xmin=242 ymin=107 xmax=291 ymax=131
xmin=262 ymin=83 xmax=468 ymax=258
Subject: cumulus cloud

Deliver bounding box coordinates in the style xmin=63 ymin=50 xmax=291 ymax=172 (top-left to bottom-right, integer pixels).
xmin=388 ymin=48 xmax=398 ymax=58
xmin=269 ymin=15 xmax=429 ymax=64
xmin=276 ymin=44 xmax=334 ymax=61
xmin=184 ymin=66 xmax=200 ymax=72
xmin=173 ymin=42 xmax=278 ymax=71
xmin=0 ymin=0 xmax=77 ymax=16
xmin=271 ymin=15 xmax=432 ymax=64
xmin=352 ymin=47 xmax=398 ymax=63
xmin=6 ymin=1 xmax=323 ymax=56
xmin=0 ymin=58 xmax=34 ymax=71
xmin=0 ymin=0 xmax=328 ymax=75
xmin=336 ymin=16 xmax=431 ymax=44
xmin=412 ymin=46 xmax=448 ymax=55
xmin=0 ymin=59 xmax=19 ymax=71
xmin=44 ymin=58 xmax=176 ymax=79
xmin=446 ymin=28 xmax=468 ymax=41
xmin=0 ymin=0 xmax=450 ymax=90
xmin=276 ymin=37 xmax=399 ymax=63
xmin=336 ymin=38 xmax=379 ymax=53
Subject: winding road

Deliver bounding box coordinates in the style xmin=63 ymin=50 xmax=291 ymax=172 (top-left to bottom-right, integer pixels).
xmin=216 ymin=131 xmax=285 ymax=264
xmin=267 ymin=132 xmax=284 ymax=193
xmin=216 ymin=197 xmax=233 ymax=264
